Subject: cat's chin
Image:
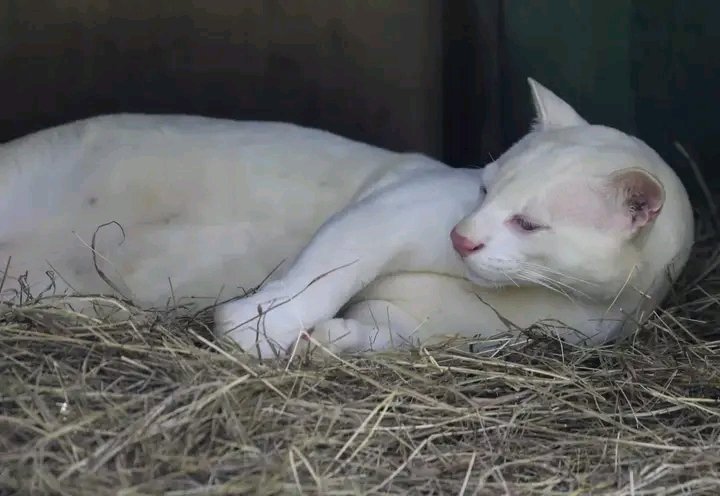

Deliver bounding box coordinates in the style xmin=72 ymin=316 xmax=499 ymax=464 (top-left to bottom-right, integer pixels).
xmin=464 ymin=268 xmax=509 ymax=288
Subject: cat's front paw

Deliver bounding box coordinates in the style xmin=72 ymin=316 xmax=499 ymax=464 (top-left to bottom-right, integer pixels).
xmin=213 ymin=287 xmax=308 ymax=359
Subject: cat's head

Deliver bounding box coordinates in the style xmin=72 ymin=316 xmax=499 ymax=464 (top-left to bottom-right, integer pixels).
xmin=451 ymin=78 xmax=693 ymax=301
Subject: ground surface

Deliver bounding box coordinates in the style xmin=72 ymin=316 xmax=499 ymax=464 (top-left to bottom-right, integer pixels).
xmin=1 ymin=208 xmax=719 ymax=495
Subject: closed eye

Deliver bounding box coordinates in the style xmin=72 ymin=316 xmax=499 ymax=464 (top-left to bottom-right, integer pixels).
xmin=508 ymin=214 xmax=548 ymax=233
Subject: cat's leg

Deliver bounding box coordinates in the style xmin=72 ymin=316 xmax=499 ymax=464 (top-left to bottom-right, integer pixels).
xmin=213 ymin=169 xmax=483 ymax=358
xmin=310 ymin=299 xmax=424 ymax=354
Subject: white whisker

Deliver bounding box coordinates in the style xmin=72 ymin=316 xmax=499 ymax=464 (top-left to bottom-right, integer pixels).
xmin=518 ymin=269 xmax=572 ymax=300
xmin=520 ymin=261 xmax=598 ymax=287
xmin=500 ymin=269 xmax=521 ymax=287
xmin=518 ymin=262 xmax=593 ymax=299
xmin=475 ymin=259 xmax=589 ymax=301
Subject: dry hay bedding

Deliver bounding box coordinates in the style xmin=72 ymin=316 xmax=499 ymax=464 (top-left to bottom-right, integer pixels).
xmin=1 ymin=207 xmax=719 ymax=495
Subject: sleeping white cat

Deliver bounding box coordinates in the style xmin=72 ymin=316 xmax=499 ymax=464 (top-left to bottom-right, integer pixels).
xmin=0 ymin=79 xmax=693 ymax=358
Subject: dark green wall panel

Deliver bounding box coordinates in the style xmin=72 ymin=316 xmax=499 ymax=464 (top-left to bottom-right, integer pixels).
xmin=502 ymin=0 xmax=720 ymax=189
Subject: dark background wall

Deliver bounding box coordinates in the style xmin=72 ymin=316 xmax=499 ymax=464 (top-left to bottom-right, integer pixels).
xmin=0 ymin=0 xmax=446 ymax=157
xmin=0 ymin=0 xmax=717 ymax=191
xmin=500 ymin=0 xmax=720 ymax=195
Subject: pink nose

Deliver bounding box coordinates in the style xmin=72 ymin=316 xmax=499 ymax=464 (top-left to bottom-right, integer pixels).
xmin=450 ymin=228 xmax=484 ymax=257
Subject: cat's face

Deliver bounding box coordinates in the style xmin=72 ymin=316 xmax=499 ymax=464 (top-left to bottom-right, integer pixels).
xmin=451 ymin=80 xmax=666 ymax=300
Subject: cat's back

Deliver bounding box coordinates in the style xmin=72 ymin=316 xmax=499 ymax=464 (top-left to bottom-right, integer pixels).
xmin=0 ymin=114 xmax=447 ymax=305
xmin=0 ymin=114 xmax=429 ymax=229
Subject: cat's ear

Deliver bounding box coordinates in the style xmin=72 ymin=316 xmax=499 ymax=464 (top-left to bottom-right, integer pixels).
xmin=482 ymin=161 xmax=500 ymax=189
xmin=528 ymin=78 xmax=588 ymax=130
xmin=607 ymin=168 xmax=665 ymax=234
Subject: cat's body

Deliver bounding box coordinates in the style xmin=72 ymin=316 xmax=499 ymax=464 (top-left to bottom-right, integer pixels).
xmin=0 ymin=114 xmax=445 ymax=306
xmin=0 ymin=80 xmax=693 ymax=358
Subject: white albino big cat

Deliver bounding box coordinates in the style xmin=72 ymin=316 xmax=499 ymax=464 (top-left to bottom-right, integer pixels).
xmin=0 ymin=79 xmax=693 ymax=358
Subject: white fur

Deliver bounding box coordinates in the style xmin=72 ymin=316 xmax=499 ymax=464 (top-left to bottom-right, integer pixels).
xmin=214 ymin=79 xmax=693 ymax=357
xmin=0 ymin=114 xmax=442 ymax=307
xmin=0 ymin=80 xmax=693 ymax=359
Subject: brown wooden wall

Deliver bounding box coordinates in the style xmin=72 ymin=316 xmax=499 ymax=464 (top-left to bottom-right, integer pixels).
xmin=0 ymin=1 xmax=461 ymax=159
xmin=1 ymin=0 xmax=716 ymax=190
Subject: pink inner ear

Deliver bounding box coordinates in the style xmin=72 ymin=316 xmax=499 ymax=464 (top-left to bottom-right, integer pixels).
xmin=612 ymin=169 xmax=665 ymax=230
